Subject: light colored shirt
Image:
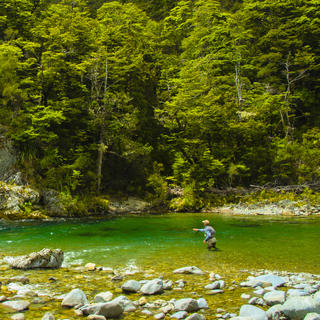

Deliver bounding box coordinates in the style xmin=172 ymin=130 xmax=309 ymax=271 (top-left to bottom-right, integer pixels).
xmin=198 ymin=226 xmax=216 ymax=241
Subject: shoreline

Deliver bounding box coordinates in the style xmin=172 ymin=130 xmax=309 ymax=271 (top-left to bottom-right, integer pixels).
xmin=0 ymin=255 xmax=319 ymax=319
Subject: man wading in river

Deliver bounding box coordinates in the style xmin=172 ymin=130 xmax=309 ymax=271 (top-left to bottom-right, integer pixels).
xmin=193 ymin=220 xmax=217 ymax=250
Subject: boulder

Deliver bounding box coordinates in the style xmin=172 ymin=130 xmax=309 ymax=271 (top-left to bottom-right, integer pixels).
xmin=41 ymin=312 xmax=55 ymax=320
xmin=205 ymin=280 xmax=224 ymax=290
xmin=239 ymin=305 xmax=267 ymax=320
xmin=94 ymin=292 xmax=113 ymax=303
xmin=108 ymin=197 xmax=150 ymax=214
xmin=111 ymin=295 xmax=136 ymax=312
xmin=87 ymin=315 xmax=106 ymax=320
xmin=11 ymin=314 xmax=25 ymax=320
xmin=61 ymin=288 xmax=88 ymax=308
xmin=154 ymin=313 xmax=166 ymax=320
xmin=140 ymin=279 xmax=163 ymax=295
xmin=171 ymin=311 xmax=188 ymax=319
xmin=122 ymin=280 xmax=141 ymax=293
xmin=163 ymin=280 xmax=173 ymax=290
xmin=80 ymin=301 xmax=124 ymax=318
xmin=263 ymin=290 xmax=286 ymax=305
xmin=304 ymin=313 xmax=320 ymax=320
xmin=4 ymin=248 xmax=63 ymax=269
xmin=266 ymin=304 xmax=283 ymax=320
xmin=2 ymin=300 xmax=30 ymax=312
xmin=197 ymin=298 xmax=209 ymax=309
xmin=173 ymin=266 xmax=205 ymax=275
xmin=0 ymin=182 xmax=39 ymax=213
xmin=254 ymin=274 xmax=286 ymax=288
xmin=281 ymin=296 xmax=320 ymax=319
xmin=41 ymin=189 xmax=65 ymax=216
xmin=185 ymin=313 xmax=205 ymax=320
xmin=174 ymin=298 xmax=200 ymax=312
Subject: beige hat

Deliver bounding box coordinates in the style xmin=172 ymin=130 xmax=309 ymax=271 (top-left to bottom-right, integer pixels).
xmin=202 ymin=220 xmax=210 ymax=225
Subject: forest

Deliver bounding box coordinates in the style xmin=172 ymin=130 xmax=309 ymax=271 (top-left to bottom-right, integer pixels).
xmin=0 ymin=0 xmax=319 ymax=211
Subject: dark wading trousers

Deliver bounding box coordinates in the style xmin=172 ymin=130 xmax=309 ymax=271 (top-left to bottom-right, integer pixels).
xmin=207 ymin=237 xmax=217 ymax=250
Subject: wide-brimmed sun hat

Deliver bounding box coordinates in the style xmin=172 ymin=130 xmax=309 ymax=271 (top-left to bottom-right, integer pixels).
xmin=202 ymin=220 xmax=210 ymax=224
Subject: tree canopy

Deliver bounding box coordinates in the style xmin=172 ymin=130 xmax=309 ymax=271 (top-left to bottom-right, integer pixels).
xmin=0 ymin=0 xmax=319 ymax=208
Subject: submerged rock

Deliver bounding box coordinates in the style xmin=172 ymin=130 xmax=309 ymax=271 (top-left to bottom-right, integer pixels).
xmin=174 ymin=298 xmax=200 ymax=312
xmin=2 ymin=300 xmax=30 ymax=312
xmin=140 ymin=279 xmax=163 ymax=295
xmin=61 ymin=288 xmax=88 ymax=308
xmin=122 ymin=280 xmax=141 ymax=293
xmin=173 ymin=267 xmax=205 ymax=275
xmin=80 ymin=301 xmax=124 ymax=318
xmin=239 ymin=305 xmax=267 ymax=320
xmin=4 ymin=248 xmax=64 ymax=269
xmin=281 ymin=296 xmax=320 ymax=319
xmin=41 ymin=312 xmax=55 ymax=320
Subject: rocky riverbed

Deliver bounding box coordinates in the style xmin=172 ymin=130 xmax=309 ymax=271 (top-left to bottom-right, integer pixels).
xmin=0 ymin=251 xmax=319 ymax=320
xmin=211 ymin=200 xmax=320 ymax=217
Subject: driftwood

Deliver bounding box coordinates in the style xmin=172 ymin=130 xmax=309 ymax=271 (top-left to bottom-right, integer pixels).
xmin=249 ymin=183 xmax=320 ymax=194
xmin=206 ymin=183 xmax=320 ymax=196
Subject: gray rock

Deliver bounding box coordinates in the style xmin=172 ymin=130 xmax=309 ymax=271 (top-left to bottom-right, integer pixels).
xmin=140 ymin=279 xmax=163 ymax=295
xmin=42 ymin=189 xmax=65 ymax=215
xmin=288 ymin=289 xmax=310 ymax=297
xmin=61 ymin=289 xmax=88 ymax=308
xmin=163 ymin=280 xmax=173 ymax=290
xmin=8 ymin=276 xmax=30 ymax=285
xmin=141 ymin=309 xmax=153 ymax=316
xmin=254 ymin=289 xmax=265 ymax=296
xmin=11 ymin=314 xmax=25 ymax=320
xmin=304 ymin=313 xmax=320 ymax=320
xmin=4 ymin=248 xmax=64 ymax=269
xmin=122 ymin=280 xmax=140 ymax=293
xmin=266 ymin=304 xmax=282 ymax=320
xmin=263 ymin=290 xmax=286 ymax=305
xmin=112 ymin=295 xmax=136 ymax=312
xmin=108 ymin=197 xmax=150 ymax=214
xmin=154 ymin=312 xmax=166 ymax=319
xmin=205 ymin=281 xmax=222 ymax=290
xmin=94 ymin=301 xmax=124 ymax=318
xmin=314 ymin=292 xmax=320 ymax=303
xmin=171 ymin=311 xmax=188 ymax=319
xmin=174 ymin=298 xmax=200 ymax=312
xmin=230 ymin=317 xmax=254 ymax=320
xmin=254 ymin=275 xmax=286 ymax=288
xmin=173 ymin=266 xmax=205 ymax=275
xmin=2 ymin=300 xmax=30 ymax=312
xmin=185 ymin=313 xmax=205 ymax=320
xmin=81 ymin=301 xmax=124 ymax=318
xmin=208 ymin=289 xmax=224 ymax=295
xmin=94 ymin=292 xmax=113 ymax=303
xmin=239 ymin=305 xmax=267 ymax=320
xmin=41 ymin=312 xmax=55 ymax=320
xmin=87 ymin=315 xmax=106 ymax=320
xmin=241 ymin=294 xmax=251 ymax=300
xmin=281 ymin=296 xmax=320 ymax=319
xmin=197 ymin=298 xmax=209 ymax=309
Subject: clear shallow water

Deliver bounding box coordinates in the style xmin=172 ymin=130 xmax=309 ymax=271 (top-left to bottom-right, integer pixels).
xmin=0 ymin=213 xmax=319 ymax=274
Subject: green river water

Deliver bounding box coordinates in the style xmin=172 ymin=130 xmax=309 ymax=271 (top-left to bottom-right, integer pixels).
xmin=0 ymin=213 xmax=319 ymax=319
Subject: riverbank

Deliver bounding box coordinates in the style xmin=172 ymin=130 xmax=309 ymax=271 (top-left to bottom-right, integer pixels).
xmin=1 ymin=177 xmax=320 ymax=221
xmin=0 ymin=253 xmax=319 ymax=320
xmin=207 ymin=200 xmax=320 ymax=217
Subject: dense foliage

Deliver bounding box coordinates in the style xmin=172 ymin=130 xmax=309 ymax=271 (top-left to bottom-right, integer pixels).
xmin=0 ymin=0 xmax=319 ymax=209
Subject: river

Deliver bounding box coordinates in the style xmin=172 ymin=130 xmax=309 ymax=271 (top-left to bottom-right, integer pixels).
xmin=0 ymin=213 xmax=319 ymax=274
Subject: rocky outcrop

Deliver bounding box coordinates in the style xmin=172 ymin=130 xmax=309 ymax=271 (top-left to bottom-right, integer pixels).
xmin=108 ymin=197 xmax=150 ymax=214
xmin=0 ymin=182 xmax=40 ymax=217
xmin=4 ymin=248 xmax=64 ymax=269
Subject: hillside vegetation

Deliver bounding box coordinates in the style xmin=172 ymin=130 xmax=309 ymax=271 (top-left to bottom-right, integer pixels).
xmin=0 ymin=0 xmax=319 ymax=211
